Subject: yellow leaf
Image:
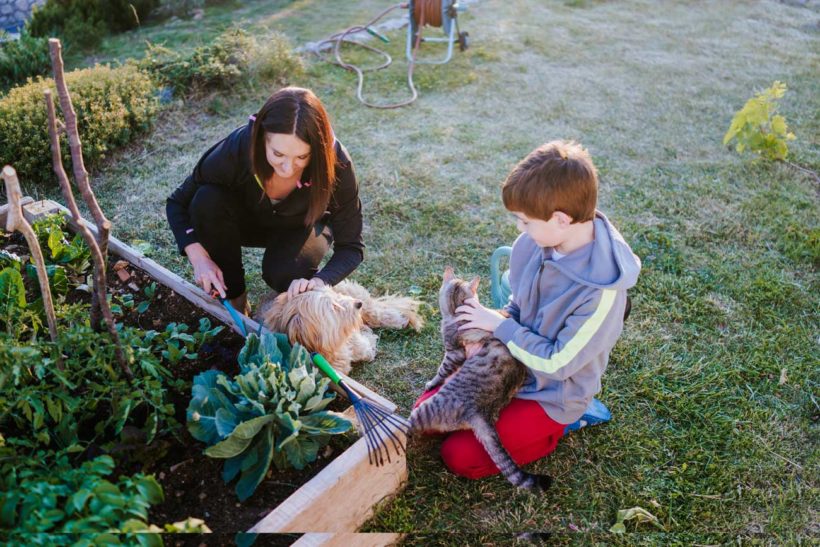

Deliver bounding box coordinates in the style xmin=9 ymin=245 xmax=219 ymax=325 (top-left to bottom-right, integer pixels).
xmin=771 ymin=115 xmax=787 ymax=135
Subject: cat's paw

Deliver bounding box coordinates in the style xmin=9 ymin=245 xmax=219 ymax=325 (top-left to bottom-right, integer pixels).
xmin=424 ymin=378 xmax=443 ymax=392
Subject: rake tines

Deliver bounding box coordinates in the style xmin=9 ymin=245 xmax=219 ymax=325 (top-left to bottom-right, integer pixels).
xmin=349 ymin=389 xmax=410 ymax=466
xmin=311 ymin=353 xmax=410 ymax=466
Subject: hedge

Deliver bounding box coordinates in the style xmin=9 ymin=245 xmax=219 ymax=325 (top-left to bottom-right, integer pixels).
xmin=0 ymin=64 xmax=159 ymax=186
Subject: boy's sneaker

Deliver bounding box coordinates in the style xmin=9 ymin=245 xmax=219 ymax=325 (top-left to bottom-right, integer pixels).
xmin=564 ymin=398 xmax=611 ymax=434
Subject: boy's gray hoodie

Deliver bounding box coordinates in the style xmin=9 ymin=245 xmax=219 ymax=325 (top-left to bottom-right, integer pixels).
xmin=493 ymin=211 xmax=641 ymax=424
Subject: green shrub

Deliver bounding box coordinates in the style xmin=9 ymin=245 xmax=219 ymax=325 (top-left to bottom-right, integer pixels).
xmin=139 ymin=28 xmax=303 ymax=95
xmin=0 ymin=33 xmax=50 ymax=93
xmin=27 ymin=0 xmax=159 ymax=50
xmin=723 ymin=81 xmax=796 ymax=161
xmin=0 ymin=64 xmax=159 ymax=186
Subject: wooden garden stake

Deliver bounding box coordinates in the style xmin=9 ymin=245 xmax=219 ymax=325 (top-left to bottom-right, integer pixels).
xmin=47 ymin=39 xmax=111 ymax=257
xmin=48 ymin=38 xmax=113 ymax=330
xmin=1 ymin=166 xmax=62 ymax=370
xmin=44 ymin=90 xmax=133 ymax=381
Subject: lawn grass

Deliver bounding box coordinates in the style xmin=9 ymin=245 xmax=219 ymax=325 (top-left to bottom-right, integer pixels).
xmin=26 ymin=0 xmax=819 ymax=541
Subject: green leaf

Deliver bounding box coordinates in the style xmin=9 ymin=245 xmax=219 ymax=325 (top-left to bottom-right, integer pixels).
xmin=303 ymin=393 xmax=332 ymax=413
xmin=45 ymin=396 xmax=62 ymax=423
xmin=112 ymin=398 xmax=133 ymax=435
xmin=235 ymin=427 xmax=274 ymax=502
xmin=47 ymin=229 xmax=64 ymax=259
xmin=136 ymin=301 xmax=150 ymax=314
xmin=135 ymin=476 xmax=164 ymax=504
xmin=67 ymin=488 xmax=93 ymax=514
xmin=1 ymin=492 xmax=19 ymax=527
xmin=187 ymin=381 xmax=226 ymax=444
xmin=206 ymin=433 xmax=255 ymax=459
xmin=93 ymin=481 xmax=126 ymax=507
xmin=0 ymin=267 xmax=26 ymax=309
xmin=300 ymin=412 xmax=352 ymax=435
xmin=222 ymin=454 xmax=244 ymax=483
xmin=206 ymin=414 xmax=277 ymax=458
xmin=144 ymin=411 xmax=159 ymax=444
xmin=259 ymin=332 xmax=284 ymax=366
xmin=288 ymin=343 xmax=312 ymax=372
xmin=283 ymin=436 xmax=322 ymax=470
xmin=771 ymin=114 xmax=787 ymax=135
xmin=215 ymin=407 xmax=238 ymax=438
xmin=237 ymin=333 xmax=262 ymax=369
xmin=229 ymin=414 xmax=277 ymax=440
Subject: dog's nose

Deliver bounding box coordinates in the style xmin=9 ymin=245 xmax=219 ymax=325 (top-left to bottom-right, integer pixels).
xmin=355 ymin=300 xmax=363 ymax=309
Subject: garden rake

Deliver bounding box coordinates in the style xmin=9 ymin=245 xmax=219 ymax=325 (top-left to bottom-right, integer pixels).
xmin=311 ymin=353 xmax=410 ymax=466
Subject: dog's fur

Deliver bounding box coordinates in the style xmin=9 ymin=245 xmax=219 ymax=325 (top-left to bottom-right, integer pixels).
xmin=257 ymin=280 xmax=423 ymax=374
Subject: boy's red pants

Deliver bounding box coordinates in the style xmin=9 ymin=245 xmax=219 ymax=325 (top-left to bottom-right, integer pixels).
xmin=413 ymin=387 xmax=567 ymax=480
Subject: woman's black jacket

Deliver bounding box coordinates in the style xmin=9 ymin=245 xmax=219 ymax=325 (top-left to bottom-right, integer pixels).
xmin=166 ymin=119 xmax=364 ymax=286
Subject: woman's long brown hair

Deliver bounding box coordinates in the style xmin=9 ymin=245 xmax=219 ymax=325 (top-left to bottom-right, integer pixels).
xmin=251 ymin=87 xmax=337 ymax=227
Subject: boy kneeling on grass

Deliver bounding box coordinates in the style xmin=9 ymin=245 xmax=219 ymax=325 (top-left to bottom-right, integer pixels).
xmin=419 ymin=140 xmax=641 ymax=479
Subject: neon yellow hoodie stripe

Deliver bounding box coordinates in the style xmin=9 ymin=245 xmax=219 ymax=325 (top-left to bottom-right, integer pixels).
xmin=507 ymin=289 xmax=617 ymax=375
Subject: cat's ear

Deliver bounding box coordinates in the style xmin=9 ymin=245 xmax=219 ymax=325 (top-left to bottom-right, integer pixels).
xmin=469 ymin=276 xmax=480 ymax=295
xmin=443 ymin=266 xmax=455 ymax=282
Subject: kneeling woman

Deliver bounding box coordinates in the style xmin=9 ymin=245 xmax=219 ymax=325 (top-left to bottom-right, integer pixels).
xmin=166 ymin=87 xmax=364 ymax=314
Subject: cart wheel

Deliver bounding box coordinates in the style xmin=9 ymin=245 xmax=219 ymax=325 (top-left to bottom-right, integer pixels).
xmin=458 ymin=31 xmax=469 ymax=51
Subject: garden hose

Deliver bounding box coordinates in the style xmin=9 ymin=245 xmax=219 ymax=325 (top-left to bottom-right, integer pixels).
xmin=315 ymin=0 xmax=462 ymax=109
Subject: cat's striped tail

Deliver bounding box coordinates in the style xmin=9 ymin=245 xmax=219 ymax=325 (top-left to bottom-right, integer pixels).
xmin=469 ymin=415 xmax=553 ymax=493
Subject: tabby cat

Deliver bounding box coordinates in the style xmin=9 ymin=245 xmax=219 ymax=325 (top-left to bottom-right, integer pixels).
xmin=408 ymin=267 xmax=553 ymax=492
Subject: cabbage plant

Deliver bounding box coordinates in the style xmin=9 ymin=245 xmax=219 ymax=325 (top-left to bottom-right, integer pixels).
xmin=186 ymin=332 xmax=351 ymax=501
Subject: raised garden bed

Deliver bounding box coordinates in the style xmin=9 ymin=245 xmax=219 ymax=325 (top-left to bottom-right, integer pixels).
xmin=1 ymin=198 xmax=406 ymax=542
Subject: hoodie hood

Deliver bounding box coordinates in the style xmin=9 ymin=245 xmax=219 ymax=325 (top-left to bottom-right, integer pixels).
xmin=545 ymin=210 xmax=640 ymax=291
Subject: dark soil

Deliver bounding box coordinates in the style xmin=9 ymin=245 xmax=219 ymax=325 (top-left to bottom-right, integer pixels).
xmin=2 ymin=230 xmax=354 ymax=536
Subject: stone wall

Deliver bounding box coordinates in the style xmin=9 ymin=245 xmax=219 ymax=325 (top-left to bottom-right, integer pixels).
xmin=1 ymin=0 xmax=44 ymax=32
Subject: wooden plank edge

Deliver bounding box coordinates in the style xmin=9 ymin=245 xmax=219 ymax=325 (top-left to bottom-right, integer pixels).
xmin=0 ymin=196 xmax=35 ymax=227
xmin=248 ymin=431 xmax=407 ymax=534
xmin=291 ymin=533 xmax=404 ymax=547
xmin=22 ymin=199 xmax=399 ymax=413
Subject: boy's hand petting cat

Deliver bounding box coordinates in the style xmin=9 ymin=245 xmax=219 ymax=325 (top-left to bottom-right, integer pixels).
xmin=456 ymin=298 xmax=506 ymax=332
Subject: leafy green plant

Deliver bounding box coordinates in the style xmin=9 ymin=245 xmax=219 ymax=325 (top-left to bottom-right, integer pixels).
xmin=0 ymin=449 xmax=207 ymax=543
xmin=159 ymin=322 xmax=198 ymax=364
xmin=187 ymin=332 xmax=351 ymax=501
xmin=723 ymin=81 xmax=796 ymax=161
xmin=0 ymin=319 xmax=178 ymax=449
xmin=0 ymin=453 xmax=161 ymax=537
xmin=110 ymin=293 xmax=135 ymax=316
xmin=0 ymin=32 xmax=50 ymax=92
xmin=138 ymin=282 xmax=158 ymax=314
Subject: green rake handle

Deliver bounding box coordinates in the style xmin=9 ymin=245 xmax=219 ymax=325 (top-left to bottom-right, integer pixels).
xmin=311 ymin=352 xmax=343 ymax=384
xmin=311 ymin=352 xmax=363 ymax=404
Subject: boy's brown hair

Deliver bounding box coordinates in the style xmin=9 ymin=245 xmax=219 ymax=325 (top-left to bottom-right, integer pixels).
xmin=502 ymin=140 xmax=598 ymax=223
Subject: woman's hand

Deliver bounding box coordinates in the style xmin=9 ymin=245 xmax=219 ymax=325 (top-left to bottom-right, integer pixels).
xmin=287 ymin=277 xmax=325 ymax=299
xmin=185 ymin=243 xmax=226 ymax=298
xmin=456 ymin=297 xmax=505 ymax=333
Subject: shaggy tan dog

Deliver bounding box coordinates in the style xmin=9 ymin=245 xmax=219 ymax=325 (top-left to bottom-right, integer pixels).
xmin=257 ymin=280 xmax=423 ymax=374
